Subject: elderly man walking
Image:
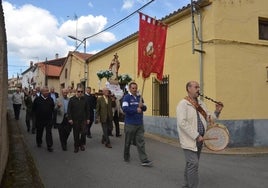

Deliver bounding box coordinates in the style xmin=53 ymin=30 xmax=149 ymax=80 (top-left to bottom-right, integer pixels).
xmin=32 ymin=86 xmax=55 ymax=152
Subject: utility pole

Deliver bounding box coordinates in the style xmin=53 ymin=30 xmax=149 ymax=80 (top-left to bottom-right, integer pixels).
xmin=68 ymin=35 xmax=88 ymax=87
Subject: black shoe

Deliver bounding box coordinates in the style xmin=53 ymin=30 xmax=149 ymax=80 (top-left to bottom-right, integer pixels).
xmin=62 ymin=145 xmax=67 ymax=151
xmin=47 ymin=147 xmax=54 ymax=152
xmin=105 ymin=144 xmax=112 ymax=148
xmin=87 ymin=134 xmax=92 ymax=138
xmin=37 ymin=144 xmax=42 ymax=148
xmin=80 ymin=145 xmax=85 ymax=151
xmin=124 ymin=158 xmax=130 ymax=162
xmin=124 ymin=154 xmax=130 ymax=162
xmin=116 ymin=134 xmax=122 ymax=137
xmin=74 ymin=147 xmax=79 ymax=153
xmin=131 ymin=141 xmax=137 ymax=146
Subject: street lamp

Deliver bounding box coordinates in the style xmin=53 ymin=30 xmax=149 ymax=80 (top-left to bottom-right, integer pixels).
xmin=68 ymin=35 xmax=86 ymax=53
xmin=68 ymin=35 xmax=88 ymax=87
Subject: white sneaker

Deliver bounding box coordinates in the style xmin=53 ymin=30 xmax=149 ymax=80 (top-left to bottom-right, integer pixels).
xmin=141 ymin=160 xmax=153 ymax=167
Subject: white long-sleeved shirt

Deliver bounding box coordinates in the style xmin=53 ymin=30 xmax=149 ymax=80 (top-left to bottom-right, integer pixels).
xmin=12 ymin=92 xmax=24 ymax=105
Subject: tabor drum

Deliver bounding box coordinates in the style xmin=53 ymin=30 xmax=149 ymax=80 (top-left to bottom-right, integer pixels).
xmin=204 ymin=124 xmax=229 ymax=151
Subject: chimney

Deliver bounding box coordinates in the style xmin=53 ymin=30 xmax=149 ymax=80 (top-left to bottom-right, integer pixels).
xmin=55 ymin=53 xmax=59 ymax=59
xmin=30 ymin=61 xmax=33 ymax=67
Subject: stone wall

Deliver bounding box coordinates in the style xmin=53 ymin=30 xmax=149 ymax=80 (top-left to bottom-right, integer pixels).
xmin=0 ymin=1 xmax=9 ymax=183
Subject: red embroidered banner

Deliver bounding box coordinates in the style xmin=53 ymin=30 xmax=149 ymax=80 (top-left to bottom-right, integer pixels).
xmin=138 ymin=12 xmax=167 ymax=80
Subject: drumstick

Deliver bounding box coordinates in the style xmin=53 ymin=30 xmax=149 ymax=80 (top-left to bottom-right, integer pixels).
xmin=203 ymin=137 xmax=218 ymax=140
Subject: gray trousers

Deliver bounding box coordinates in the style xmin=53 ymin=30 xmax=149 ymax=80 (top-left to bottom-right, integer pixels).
xmin=124 ymin=124 xmax=148 ymax=162
xmin=182 ymin=147 xmax=202 ymax=188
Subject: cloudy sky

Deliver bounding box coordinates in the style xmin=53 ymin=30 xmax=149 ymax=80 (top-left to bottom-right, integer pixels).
xmin=2 ymin=0 xmax=190 ymax=78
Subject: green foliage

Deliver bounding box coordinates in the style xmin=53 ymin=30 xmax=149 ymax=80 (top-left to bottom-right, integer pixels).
xmin=97 ymin=70 xmax=113 ymax=80
xmin=118 ymin=74 xmax=132 ymax=84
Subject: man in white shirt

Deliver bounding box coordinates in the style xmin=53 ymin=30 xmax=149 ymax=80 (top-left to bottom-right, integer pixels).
xmin=11 ymin=87 xmax=24 ymax=120
xmin=176 ymin=81 xmax=223 ymax=188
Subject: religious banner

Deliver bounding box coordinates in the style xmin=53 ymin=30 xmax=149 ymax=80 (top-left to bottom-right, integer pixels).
xmin=138 ymin=12 xmax=168 ymax=81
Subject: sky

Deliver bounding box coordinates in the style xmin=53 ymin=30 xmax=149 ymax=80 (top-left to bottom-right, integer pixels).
xmin=2 ymin=0 xmax=191 ymax=78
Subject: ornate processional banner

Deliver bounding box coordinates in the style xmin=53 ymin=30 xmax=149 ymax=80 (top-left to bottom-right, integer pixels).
xmin=138 ymin=12 xmax=167 ymax=81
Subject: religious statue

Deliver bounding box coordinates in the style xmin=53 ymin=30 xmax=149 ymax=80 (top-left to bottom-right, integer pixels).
xmin=109 ymin=53 xmax=120 ymax=84
xmin=105 ymin=53 xmax=123 ymax=99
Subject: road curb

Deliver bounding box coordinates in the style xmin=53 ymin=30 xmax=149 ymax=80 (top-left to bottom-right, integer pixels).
xmin=144 ymin=132 xmax=268 ymax=155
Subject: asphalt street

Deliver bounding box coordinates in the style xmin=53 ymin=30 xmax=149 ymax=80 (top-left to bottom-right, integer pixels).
xmin=7 ymin=96 xmax=268 ymax=188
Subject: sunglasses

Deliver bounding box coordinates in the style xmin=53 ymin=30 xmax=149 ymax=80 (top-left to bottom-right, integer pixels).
xmin=77 ymin=90 xmax=83 ymax=93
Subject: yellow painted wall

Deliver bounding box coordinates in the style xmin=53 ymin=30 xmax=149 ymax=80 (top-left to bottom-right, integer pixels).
xmin=165 ymin=14 xmax=202 ymax=118
xmin=61 ymin=54 xmax=86 ymax=89
xmin=59 ymin=56 xmax=72 ymax=88
xmin=211 ymin=0 xmax=268 ymax=119
xmin=47 ymin=78 xmax=60 ymax=93
xmin=214 ymin=44 xmax=268 ymax=119
xmin=59 ymin=59 xmax=67 ymax=88
xmin=165 ymin=0 xmax=268 ymax=120
xmin=70 ymin=55 xmax=86 ymax=88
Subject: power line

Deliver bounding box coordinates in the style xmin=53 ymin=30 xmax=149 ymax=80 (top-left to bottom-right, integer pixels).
xmin=8 ymin=65 xmax=28 ymax=67
xmin=75 ymin=0 xmax=155 ymax=50
xmin=85 ymin=0 xmax=155 ymax=40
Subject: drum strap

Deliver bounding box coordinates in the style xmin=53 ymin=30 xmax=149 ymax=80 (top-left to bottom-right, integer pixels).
xmin=185 ymin=96 xmax=207 ymax=120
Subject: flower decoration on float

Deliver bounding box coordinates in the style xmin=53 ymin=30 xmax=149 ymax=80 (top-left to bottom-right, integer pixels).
xmin=97 ymin=70 xmax=113 ymax=80
xmin=118 ymin=74 xmax=132 ymax=84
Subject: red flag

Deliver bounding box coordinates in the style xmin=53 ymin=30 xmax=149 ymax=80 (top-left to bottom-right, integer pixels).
xmin=138 ymin=12 xmax=167 ymax=81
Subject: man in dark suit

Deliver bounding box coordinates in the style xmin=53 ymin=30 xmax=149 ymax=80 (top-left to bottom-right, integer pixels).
xmin=95 ymin=87 xmax=113 ymax=148
xmin=24 ymin=88 xmax=38 ymax=133
xmin=85 ymin=86 xmax=97 ymax=138
xmin=32 ymin=86 xmax=55 ymax=152
xmin=49 ymin=87 xmax=59 ymax=128
xmin=67 ymin=87 xmax=90 ymax=153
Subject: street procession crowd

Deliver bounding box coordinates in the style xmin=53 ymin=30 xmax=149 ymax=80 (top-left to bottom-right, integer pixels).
xmin=11 ymin=82 xmax=153 ymax=167
xmin=11 ymin=80 xmax=224 ymax=187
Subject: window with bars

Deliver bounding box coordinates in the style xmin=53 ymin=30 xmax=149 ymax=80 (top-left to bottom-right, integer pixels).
xmin=152 ymin=75 xmax=169 ymax=116
xmin=259 ymin=17 xmax=268 ymax=40
xmin=65 ymin=68 xmax=68 ymax=79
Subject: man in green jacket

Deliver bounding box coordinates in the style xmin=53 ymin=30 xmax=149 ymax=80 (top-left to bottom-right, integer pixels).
xmin=95 ymin=87 xmax=113 ymax=148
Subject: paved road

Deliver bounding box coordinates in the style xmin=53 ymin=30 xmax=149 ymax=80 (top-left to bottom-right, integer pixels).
xmin=9 ymin=98 xmax=268 ymax=188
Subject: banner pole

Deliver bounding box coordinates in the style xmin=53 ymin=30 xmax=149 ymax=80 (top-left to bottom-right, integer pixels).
xmin=139 ymin=78 xmax=146 ymax=104
xmin=141 ymin=78 xmax=146 ymax=97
